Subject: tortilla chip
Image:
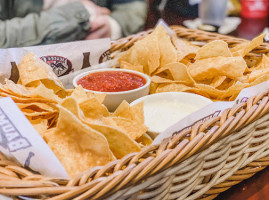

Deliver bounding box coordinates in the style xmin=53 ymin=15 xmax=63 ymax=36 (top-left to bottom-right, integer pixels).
xmin=248 ymin=68 xmax=269 ymax=82
xmin=171 ymin=34 xmax=199 ymax=61
xmin=30 ymin=82 xmax=61 ymax=103
xmin=130 ymin=101 xmax=145 ymax=124
xmin=216 ymin=78 xmax=236 ymax=90
xmin=155 ymin=83 xmax=192 ymax=93
xmin=30 ymin=119 xmax=48 ymax=138
xmin=154 ymin=62 xmax=195 ymax=86
xmin=210 ymin=76 xmax=226 ymax=88
xmin=85 ymin=122 xmax=141 ymax=159
xmin=149 ymin=82 xmax=158 ymax=94
xmin=151 ymin=76 xmax=180 ymax=84
xmin=79 ymin=98 xmax=109 ymax=119
xmin=119 ymin=29 xmax=160 ymax=75
xmin=70 ymin=85 xmax=89 ymax=103
xmin=4 ymin=80 xmax=31 ymax=97
xmin=136 ymin=133 xmax=152 ymax=146
xmin=189 ymin=56 xmax=247 ymax=81
xmin=255 ymin=54 xmax=269 ymax=70
xmin=195 ymin=40 xmax=232 ymax=60
xmin=154 ymin=26 xmax=178 ymax=68
xmin=250 ymin=74 xmax=269 ymax=86
xmin=231 ymin=34 xmax=265 ymax=57
xmin=110 ymin=117 xmax=148 ymax=140
xmin=0 ymin=92 xmax=56 ymax=104
xmin=120 ymin=61 xmax=144 ymax=73
xmin=44 ymin=106 xmax=115 ymax=177
xmin=60 ymin=97 xmax=141 ymax=159
xmin=87 ymin=92 xmax=106 ymax=104
xmin=195 ymin=82 xmax=248 ymax=100
xmin=112 ymin=100 xmax=133 ymax=119
xmin=61 ymin=97 xmax=84 ymax=118
xmin=17 ymin=53 xmax=64 ymax=89
xmin=16 ymin=102 xmax=56 ymax=113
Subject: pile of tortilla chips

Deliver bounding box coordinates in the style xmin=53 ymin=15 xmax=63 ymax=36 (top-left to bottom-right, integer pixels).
xmin=119 ymin=25 xmax=268 ymax=101
xmin=0 ymin=53 xmax=151 ymax=177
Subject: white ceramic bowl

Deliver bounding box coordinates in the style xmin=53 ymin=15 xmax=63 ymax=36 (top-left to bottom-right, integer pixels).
xmin=130 ymin=92 xmax=213 ymax=134
xmin=73 ymin=68 xmax=151 ymax=111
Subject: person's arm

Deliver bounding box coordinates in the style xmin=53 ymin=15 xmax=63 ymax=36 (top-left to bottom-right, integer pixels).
xmin=0 ymin=2 xmax=91 ymax=48
xmin=110 ymin=0 xmax=147 ymax=37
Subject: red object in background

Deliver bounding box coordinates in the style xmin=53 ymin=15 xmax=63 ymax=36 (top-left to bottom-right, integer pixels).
xmin=237 ymin=17 xmax=268 ymax=39
xmin=241 ymin=0 xmax=269 ymax=18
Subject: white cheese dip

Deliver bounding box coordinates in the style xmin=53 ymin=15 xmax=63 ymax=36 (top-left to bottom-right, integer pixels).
xmin=144 ymin=99 xmax=201 ymax=133
xmin=131 ymin=92 xmax=212 ymax=134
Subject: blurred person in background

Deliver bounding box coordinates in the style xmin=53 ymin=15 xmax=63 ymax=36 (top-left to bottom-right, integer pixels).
xmin=0 ymin=0 xmax=147 ymax=48
xmin=154 ymin=0 xmax=240 ymax=18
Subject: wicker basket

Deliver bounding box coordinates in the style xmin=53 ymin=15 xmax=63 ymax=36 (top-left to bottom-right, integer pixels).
xmin=1 ymin=26 xmax=269 ymax=200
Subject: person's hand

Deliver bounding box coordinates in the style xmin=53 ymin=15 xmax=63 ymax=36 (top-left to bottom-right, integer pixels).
xmin=81 ymin=0 xmax=110 ymax=16
xmin=85 ymin=15 xmax=111 ymax=40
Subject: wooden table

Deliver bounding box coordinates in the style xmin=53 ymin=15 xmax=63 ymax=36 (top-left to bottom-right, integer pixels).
xmin=145 ymin=6 xmax=269 ymax=200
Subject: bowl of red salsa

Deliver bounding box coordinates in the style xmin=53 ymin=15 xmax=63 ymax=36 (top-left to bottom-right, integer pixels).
xmin=73 ymin=68 xmax=151 ymax=111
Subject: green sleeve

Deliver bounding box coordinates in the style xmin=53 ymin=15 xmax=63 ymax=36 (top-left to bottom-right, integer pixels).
xmin=110 ymin=1 xmax=147 ymax=36
xmin=0 ymin=2 xmax=91 ymax=48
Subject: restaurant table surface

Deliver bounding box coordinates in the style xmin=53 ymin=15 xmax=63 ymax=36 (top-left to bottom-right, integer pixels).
xmin=145 ymin=6 xmax=269 ymax=200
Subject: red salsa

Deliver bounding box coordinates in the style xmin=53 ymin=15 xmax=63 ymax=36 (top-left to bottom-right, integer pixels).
xmin=77 ymin=71 xmax=146 ymax=92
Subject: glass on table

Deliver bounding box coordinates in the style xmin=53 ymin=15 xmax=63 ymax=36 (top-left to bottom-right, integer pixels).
xmin=198 ymin=0 xmax=228 ymax=32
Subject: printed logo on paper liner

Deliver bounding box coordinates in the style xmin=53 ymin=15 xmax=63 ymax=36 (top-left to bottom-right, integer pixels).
xmin=0 ymin=108 xmax=31 ymax=152
xmin=173 ymin=110 xmax=222 ymax=135
xmin=99 ymin=49 xmax=111 ymax=63
xmin=40 ymin=55 xmax=73 ymax=77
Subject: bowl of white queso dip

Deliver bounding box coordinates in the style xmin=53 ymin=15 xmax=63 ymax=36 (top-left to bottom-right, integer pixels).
xmin=130 ymin=92 xmax=212 ymax=134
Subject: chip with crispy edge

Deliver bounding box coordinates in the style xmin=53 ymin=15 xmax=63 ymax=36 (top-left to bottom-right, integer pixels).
xmin=30 ymin=82 xmax=61 ymax=102
xmin=85 ymin=123 xmax=141 ymax=158
xmin=70 ymin=85 xmax=106 ymax=104
xmin=155 ymin=26 xmax=178 ymax=69
xmin=110 ymin=117 xmax=148 ymax=140
xmin=120 ymin=61 xmax=144 ymax=73
xmin=248 ymin=68 xmax=269 ymax=82
xmin=112 ymin=100 xmax=147 ymax=130
xmin=189 ymin=56 xmax=247 ymax=81
xmin=136 ymin=133 xmax=152 ymax=146
xmin=195 ymin=82 xmax=248 ymax=100
xmin=119 ymin=29 xmax=160 ymax=75
xmin=150 ymin=82 xmax=158 ymax=94
xmin=155 ymin=83 xmax=192 ymax=93
xmin=60 ymin=97 xmax=141 ymax=159
xmin=195 ymin=40 xmax=232 ymax=60
xmin=70 ymin=85 xmax=89 ymax=104
xmin=171 ymin=34 xmax=199 ymax=61
xmin=231 ymin=34 xmax=265 ymax=57
xmin=151 ymin=76 xmax=181 ymax=84
xmin=17 ymin=53 xmax=64 ymax=89
xmin=44 ymin=106 xmax=115 ymax=178
xmin=155 ymin=83 xmax=211 ymax=98
xmin=79 ymin=98 xmax=109 ymax=119
xmin=112 ymin=100 xmax=145 ymax=123
xmin=255 ymin=54 xmax=269 ymax=70
xmin=130 ymin=101 xmax=145 ymax=125
xmin=210 ymin=76 xmax=227 ymax=88
xmin=112 ymin=100 xmax=133 ymax=119
xmin=30 ymin=119 xmax=48 ymax=138
xmin=16 ymin=102 xmax=56 ymax=113
xmin=154 ymin=63 xmax=195 ymax=86
xmin=4 ymin=80 xmax=31 ymax=97
xmin=61 ymin=97 xmax=85 ymax=118
xmin=250 ymin=74 xmax=269 ymax=86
